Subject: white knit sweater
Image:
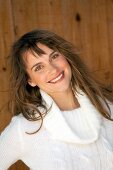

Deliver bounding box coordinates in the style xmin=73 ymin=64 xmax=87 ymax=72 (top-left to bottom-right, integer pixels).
xmin=0 ymin=90 xmax=113 ymax=170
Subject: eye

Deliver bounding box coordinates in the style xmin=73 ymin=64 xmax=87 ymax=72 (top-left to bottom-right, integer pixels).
xmin=34 ymin=64 xmax=44 ymax=72
xmin=51 ymin=52 xmax=60 ymax=60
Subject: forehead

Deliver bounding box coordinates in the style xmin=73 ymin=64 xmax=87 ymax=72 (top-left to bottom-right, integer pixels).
xmin=23 ymin=43 xmax=54 ymax=66
xmin=37 ymin=43 xmax=54 ymax=53
xmin=25 ymin=43 xmax=54 ymax=58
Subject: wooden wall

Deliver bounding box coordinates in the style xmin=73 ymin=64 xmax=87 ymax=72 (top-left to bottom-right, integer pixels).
xmin=0 ymin=0 xmax=113 ymax=169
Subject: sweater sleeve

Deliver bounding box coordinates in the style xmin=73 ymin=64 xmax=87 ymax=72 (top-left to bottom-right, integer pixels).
xmin=0 ymin=116 xmax=24 ymax=170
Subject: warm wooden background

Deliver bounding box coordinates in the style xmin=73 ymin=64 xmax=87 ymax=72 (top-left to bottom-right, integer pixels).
xmin=0 ymin=0 xmax=113 ymax=169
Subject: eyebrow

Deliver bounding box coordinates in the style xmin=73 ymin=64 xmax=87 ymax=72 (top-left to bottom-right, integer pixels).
xmin=31 ymin=50 xmax=56 ymax=70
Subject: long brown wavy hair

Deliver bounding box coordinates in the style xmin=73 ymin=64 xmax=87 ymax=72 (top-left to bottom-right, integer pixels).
xmin=9 ymin=29 xmax=113 ymax=132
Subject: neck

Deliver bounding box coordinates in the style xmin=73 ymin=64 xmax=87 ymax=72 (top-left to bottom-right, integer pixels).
xmin=49 ymin=88 xmax=80 ymax=111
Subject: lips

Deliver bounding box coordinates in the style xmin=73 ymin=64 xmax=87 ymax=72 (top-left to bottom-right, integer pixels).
xmin=48 ymin=72 xmax=64 ymax=83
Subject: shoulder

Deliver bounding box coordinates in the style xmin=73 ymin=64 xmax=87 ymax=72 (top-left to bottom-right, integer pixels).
xmin=101 ymin=101 xmax=113 ymax=146
xmin=108 ymin=101 xmax=113 ymax=118
xmin=102 ymin=100 xmax=113 ymax=126
xmin=0 ymin=114 xmax=41 ymax=138
xmin=0 ymin=115 xmax=22 ymax=138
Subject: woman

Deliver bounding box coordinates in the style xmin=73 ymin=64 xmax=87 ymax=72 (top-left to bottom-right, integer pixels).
xmin=0 ymin=29 xmax=113 ymax=170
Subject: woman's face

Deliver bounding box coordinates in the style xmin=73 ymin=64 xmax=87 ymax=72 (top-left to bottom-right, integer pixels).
xmin=24 ymin=43 xmax=72 ymax=96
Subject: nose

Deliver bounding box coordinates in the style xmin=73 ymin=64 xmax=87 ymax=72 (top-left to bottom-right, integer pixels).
xmin=47 ymin=63 xmax=59 ymax=74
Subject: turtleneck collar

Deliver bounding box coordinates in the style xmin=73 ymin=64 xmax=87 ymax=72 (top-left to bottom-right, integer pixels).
xmin=40 ymin=89 xmax=102 ymax=144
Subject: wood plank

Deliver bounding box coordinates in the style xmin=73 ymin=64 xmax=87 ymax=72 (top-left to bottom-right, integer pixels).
xmin=0 ymin=1 xmax=26 ymax=170
xmin=71 ymin=0 xmax=110 ymax=71
xmin=9 ymin=161 xmax=29 ymax=170
xmin=11 ymin=0 xmax=63 ymax=37
xmin=0 ymin=0 xmax=15 ymax=131
xmin=0 ymin=0 xmax=15 ymax=57
xmin=106 ymin=0 xmax=113 ymax=87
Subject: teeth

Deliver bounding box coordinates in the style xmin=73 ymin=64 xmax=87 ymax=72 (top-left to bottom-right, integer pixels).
xmin=50 ymin=73 xmax=63 ymax=83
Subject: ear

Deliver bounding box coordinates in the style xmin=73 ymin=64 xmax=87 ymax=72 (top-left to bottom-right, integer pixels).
xmin=28 ymin=79 xmax=37 ymax=87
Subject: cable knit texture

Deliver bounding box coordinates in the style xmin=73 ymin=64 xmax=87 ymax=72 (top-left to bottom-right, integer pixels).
xmin=0 ymin=90 xmax=113 ymax=170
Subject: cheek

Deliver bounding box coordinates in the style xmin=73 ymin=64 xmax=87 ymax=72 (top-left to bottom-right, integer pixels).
xmin=33 ymin=73 xmax=47 ymax=85
xmin=58 ymin=58 xmax=71 ymax=77
xmin=60 ymin=57 xmax=70 ymax=67
xmin=62 ymin=60 xmax=71 ymax=72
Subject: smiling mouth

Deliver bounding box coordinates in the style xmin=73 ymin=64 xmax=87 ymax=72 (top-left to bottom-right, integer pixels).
xmin=48 ymin=72 xmax=64 ymax=83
